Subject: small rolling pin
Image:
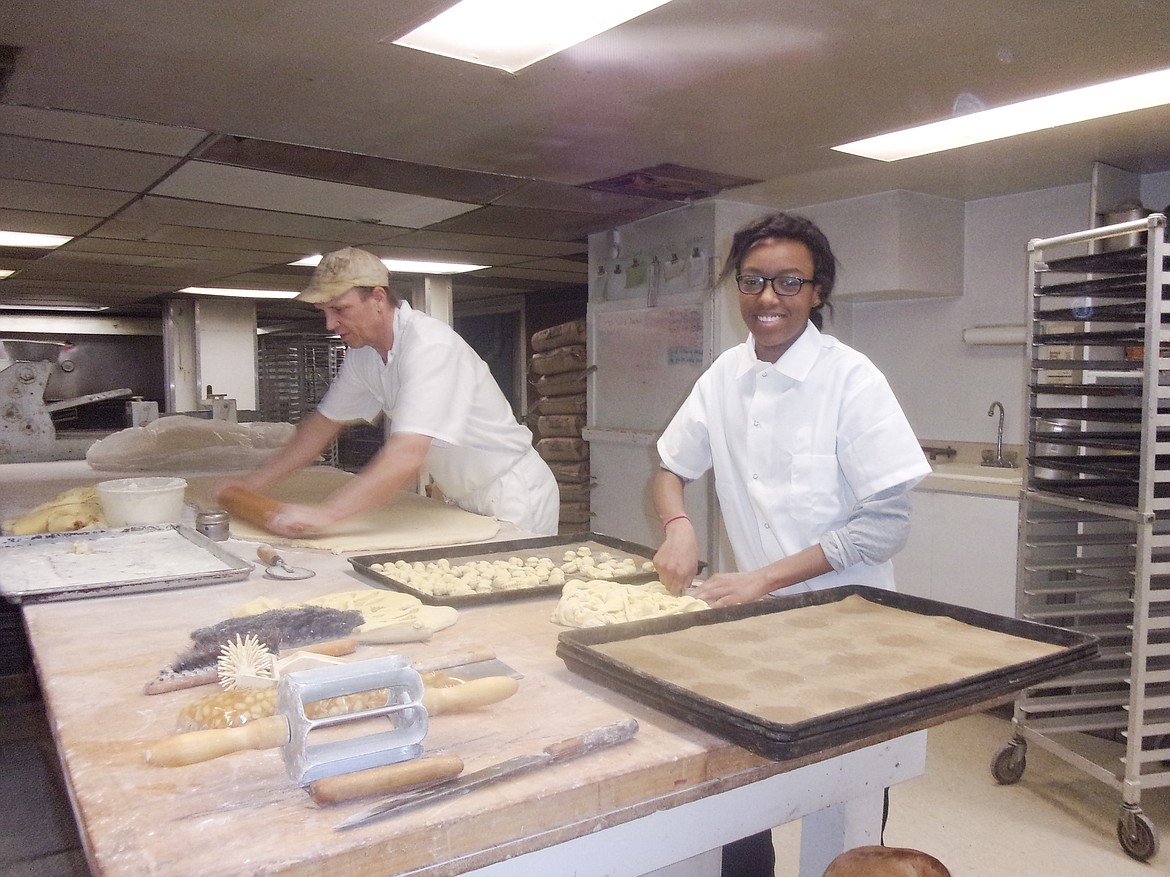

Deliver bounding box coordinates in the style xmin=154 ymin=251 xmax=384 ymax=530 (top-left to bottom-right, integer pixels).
xmin=218 ymin=485 xmax=283 ymax=532
xmin=308 ymin=754 xmax=465 ymax=805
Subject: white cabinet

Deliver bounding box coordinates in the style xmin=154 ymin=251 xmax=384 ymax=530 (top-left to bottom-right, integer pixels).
xmin=795 ymin=190 xmax=964 ymax=301
xmin=895 ymin=489 xmax=1019 ymax=617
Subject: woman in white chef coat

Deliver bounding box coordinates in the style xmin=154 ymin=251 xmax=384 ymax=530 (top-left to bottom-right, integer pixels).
xmin=218 ymin=246 xmax=559 ymax=537
xmin=650 ymin=212 xmax=930 ymax=876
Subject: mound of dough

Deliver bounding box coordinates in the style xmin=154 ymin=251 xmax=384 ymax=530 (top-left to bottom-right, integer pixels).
xmin=233 ymin=589 xmax=458 ymax=643
xmin=3 ymin=485 xmax=106 ymax=535
xmin=86 ymin=415 xmax=295 ymax=472
xmin=552 ymin=579 xmax=708 ymax=629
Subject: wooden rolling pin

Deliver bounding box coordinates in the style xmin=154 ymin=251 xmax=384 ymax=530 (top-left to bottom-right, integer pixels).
xmin=218 ymin=485 xmax=283 ymax=531
xmin=308 ymin=754 xmax=464 ymax=805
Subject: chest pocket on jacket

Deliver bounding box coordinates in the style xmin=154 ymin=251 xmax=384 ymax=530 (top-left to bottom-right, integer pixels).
xmin=790 ymin=454 xmax=845 ymax=525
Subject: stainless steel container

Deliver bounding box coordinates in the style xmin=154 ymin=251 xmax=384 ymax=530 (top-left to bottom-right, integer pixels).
xmin=1100 ymin=205 xmax=1150 ymax=252
xmin=195 ymin=509 xmax=230 ymax=541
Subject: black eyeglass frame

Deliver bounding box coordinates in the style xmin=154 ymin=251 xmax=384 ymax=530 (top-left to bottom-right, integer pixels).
xmin=735 ymin=274 xmax=814 ymax=296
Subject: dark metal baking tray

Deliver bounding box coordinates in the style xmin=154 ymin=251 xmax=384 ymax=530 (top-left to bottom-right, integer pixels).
xmin=1028 ymin=382 xmax=1144 ymax=397
xmin=1027 ymin=478 xmax=1170 ymax=507
xmin=1029 ymin=429 xmax=1149 ymax=452
xmin=0 ymin=524 xmax=252 ymax=604
xmin=556 ymin=585 xmax=1098 ymax=762
xmin=1032 ymin=328 xmax=1145 ymax=345
xmin=349 ymin=533 xmax=679 ymax=607
xmin=1036 ymin=273 xmax=1149 ymax=297
xmin=1036 ymin=301 xmax=1165 ymax=322
xmin=1027 ymin=454 xmax=1150 ymax=480
xmin=1041 ymin=246 xmax=1156 ymax=275
xmin=1032 ymin=406 xmax=1151 ymax=424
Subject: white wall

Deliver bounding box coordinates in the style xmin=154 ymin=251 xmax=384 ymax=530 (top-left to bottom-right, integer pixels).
xmin=842 ymin=183 xmax=1089 ymax=445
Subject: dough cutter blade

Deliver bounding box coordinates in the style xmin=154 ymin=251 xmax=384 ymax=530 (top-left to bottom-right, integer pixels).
xmin=258 ymin=543 xmax=316 ymax=580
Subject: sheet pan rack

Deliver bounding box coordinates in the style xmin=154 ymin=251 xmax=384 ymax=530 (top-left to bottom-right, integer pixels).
xmin=995 ymin=213 xmax=1170 ymax=861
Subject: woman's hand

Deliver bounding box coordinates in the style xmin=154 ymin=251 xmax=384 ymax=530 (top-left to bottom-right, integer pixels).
xmin=694 ymin=570 xmax=774 ymax=608
xmin=653 ymin=520 xmax=701 ymax=595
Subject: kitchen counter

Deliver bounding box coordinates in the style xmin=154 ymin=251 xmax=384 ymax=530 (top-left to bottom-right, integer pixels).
xmin=918 ymin=461 xmax=1023 ymax=499
xmin=9 ymin=535 xmax=948 ymax=877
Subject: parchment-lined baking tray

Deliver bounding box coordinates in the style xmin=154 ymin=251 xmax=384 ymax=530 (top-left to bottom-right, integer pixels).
xmin=349 ymin=533 xmax=674 ymax=607
xmin=0 ymin=524 xmax=252 ymax=604
xmin=557 ymin=585 xmax=1097 ymax=761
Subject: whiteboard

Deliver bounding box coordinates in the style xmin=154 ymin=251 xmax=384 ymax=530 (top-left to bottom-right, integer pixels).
xmin=589 ymin=301 xmax=710 ymax=432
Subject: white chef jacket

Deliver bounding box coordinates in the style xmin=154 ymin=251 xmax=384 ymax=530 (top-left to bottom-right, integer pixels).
xmin=657 ymin=323 xmax=930 ymax=593
xmin=316 ymin=301 xmax=557 ymax=532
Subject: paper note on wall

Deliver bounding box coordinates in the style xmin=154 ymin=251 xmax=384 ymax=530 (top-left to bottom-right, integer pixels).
xmin=592 ymin=304 xmax=706 ymax=432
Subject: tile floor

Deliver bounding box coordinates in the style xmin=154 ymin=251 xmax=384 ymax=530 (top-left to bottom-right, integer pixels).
xmin=0 ymin=693 xmax=89 ymax=877
xmin=775 ymin=709 xmax=1170 ymax=876
xmin=1 ymin=692 xmax=1166 ymax=877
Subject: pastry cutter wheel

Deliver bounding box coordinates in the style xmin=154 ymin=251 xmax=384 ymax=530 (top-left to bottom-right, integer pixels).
xmin=145 ymin=654 xmax=428 ymax=784
xmin=258 ymin=543 xmax=315 ymax=580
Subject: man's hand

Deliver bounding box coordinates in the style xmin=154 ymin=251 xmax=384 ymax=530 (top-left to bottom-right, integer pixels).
xmin=264 ymin=502 xmax=334 ymax=537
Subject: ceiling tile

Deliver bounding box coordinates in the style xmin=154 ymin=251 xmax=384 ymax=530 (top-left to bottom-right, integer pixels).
xmin=0 ymin=208 xmax=97 ymax=236
xmin=0 ymin=178 xmax=138 ymax=216
xmin=0 ymin=136 xmax=181 ymax=190
xmin=0 ymin=105 xmax=207 ymax=155
xmin=118 ymin=196 xmax=416 ymax=244
xmin=150 ymin=161 xmax=482 ymax=228
xmin=388 ymin=229 xmax=587 ymax=258
xmin=427 ymin=205 xmax=635 ymax=241
xmin=197 ymin=135 xmax=527 ymax=203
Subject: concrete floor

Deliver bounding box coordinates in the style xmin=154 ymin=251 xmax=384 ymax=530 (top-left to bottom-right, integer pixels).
xmin=1 ymin=692 xmax=1166 ymax=877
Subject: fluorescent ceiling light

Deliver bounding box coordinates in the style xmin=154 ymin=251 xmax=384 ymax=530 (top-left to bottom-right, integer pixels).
xmin=0 ymin=303 xmax=108 ymax=312
xmin=393 ymin=0 xmax=675 ymax=73
xmin=180 ymin=287 xmax=300 ymax=299
xmin=0 ymin=231 xmax=73 ymax=248
xmin=290 ymin=255 xmax=489 ymax=274
xmin=834 ymin=66 xmax=1170 ymax=162
xmin=0 ymin=269 xmax=14 ymax=279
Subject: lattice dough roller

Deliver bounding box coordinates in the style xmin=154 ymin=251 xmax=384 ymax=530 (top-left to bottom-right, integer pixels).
xmin=145 ymin=655 xmax=427 ymax=784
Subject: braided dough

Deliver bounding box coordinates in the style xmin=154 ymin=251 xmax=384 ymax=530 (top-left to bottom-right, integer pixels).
xmin=232 ymin=589 xmax=458 ymax=642
xmin=552 ymin=579 xmax=708 ymax=628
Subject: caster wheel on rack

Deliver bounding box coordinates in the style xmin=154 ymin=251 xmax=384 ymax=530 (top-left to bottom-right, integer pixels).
xmin=990 ymin=741 xmax=1026 ymax=785
xmin=1117 ymin=807 xmax=1159 ymax=862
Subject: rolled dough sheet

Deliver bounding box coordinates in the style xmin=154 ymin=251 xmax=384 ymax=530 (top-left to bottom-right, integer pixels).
xmin=591 ymin=595 xmax=1064 ymax=725
xmin=186 ymin=468 xmax=500 ymax=553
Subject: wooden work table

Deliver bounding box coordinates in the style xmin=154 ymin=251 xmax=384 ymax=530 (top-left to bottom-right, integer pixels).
xmin=11 ymin=534 xmax=939 ymax=877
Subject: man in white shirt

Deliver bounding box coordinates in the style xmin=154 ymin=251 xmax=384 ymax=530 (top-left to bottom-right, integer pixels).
xmin=221 ymin=247 xmax=558 ymax=536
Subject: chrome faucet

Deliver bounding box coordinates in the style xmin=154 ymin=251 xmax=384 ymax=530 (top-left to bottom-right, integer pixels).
xmin=984 ymin=401 xmax=1015 ymax=468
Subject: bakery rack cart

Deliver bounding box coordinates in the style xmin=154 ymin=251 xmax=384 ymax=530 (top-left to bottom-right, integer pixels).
xmin=991 ymin=212 xmax=1169 ymax=861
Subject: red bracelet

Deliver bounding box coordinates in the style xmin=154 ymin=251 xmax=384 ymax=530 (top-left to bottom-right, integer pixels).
xmin=662 ymin=514 xmax=690 ymax=532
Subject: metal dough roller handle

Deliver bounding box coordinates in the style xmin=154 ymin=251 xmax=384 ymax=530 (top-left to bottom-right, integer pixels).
xmin=278 ymin=654 xmax=428 ymax=783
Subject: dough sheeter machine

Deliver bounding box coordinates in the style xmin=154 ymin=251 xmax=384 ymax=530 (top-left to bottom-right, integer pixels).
xmin=0 ymin=339 xmax=133 ymax=462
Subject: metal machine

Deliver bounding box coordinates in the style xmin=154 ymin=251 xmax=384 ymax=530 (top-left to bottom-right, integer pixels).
xmin=0 ymin=340 xmax=133 ymax=462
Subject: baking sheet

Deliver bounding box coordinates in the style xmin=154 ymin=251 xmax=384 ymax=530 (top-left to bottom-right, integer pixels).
xmin=0 ymin=525 xmax=252 ymax=603
xmin=349 ymin=533 xmax=680 ymax=607
xmin=557 ymin=585 xmax=1098 ymax=761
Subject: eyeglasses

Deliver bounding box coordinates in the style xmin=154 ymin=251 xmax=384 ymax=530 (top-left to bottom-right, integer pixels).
xmin=736 ymin=274 xmax=814 ymax=296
